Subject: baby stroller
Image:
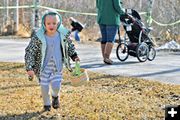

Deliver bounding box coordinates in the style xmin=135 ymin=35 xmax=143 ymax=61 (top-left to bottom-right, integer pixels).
xmin=116 ymin=9 xmax=156 ymax=62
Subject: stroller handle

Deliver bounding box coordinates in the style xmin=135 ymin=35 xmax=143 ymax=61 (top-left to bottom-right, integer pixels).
xmin=120 ymin=8 xmax=141 ymax=23
xmin=120 ymin=14 xmax=135 ymax=25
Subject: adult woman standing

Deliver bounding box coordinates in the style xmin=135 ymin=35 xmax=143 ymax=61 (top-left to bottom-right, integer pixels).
xmin=96 ymin=0 xmax=125 ymax=64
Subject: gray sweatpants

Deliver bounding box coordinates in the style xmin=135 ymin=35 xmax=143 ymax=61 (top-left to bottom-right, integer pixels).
xmin=40 ymin=58 xmax=62 ymax=106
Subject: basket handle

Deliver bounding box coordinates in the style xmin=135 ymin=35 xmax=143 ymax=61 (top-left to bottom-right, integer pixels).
xmin=73 ymin=61 xmax=81 ymax=76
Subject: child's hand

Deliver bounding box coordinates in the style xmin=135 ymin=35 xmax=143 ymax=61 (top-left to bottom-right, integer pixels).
xmin=75 ymin=57 xmax=80 ymax=62
xmin=27 ymin=70 xmax=35 ymax=81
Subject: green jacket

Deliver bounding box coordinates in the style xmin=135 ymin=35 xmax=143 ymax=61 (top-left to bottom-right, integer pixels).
xmin=25 ymin=11 xmax=78 ymax=78
xmin=96 ymin=0 xmax=124 ymax=26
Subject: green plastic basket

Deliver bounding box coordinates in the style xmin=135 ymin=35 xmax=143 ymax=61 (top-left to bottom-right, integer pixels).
xmin=71 ymin=61 xmax=89 ymax=86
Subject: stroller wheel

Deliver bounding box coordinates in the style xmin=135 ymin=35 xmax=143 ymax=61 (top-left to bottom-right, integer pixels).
xmin=148 ymin=46 xmax=156 ymax=61
xmin=116 ymin=43 xmax=129 ymax=61
xmin=136 ymin=43 xmax=149 ymax=62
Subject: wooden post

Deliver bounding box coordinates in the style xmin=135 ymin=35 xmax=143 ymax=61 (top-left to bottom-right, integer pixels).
xmin=146 ymin=0 xmax=154 ymax=27
xmin=33 ymin=0 xmax=40 ymax=29
xmin=6 ymin=0 xmax=9 ymax=18
xmin=139 ymin=0 xmax=142 ymax=9
xmin=15 ymin=0 xmax=19 ymax=32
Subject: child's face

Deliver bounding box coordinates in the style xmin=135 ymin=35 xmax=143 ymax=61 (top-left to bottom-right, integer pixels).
xmin=44 ymin=15 xmax=59 ymax=35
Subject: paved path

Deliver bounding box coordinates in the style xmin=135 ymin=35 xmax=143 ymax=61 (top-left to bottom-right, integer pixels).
xmin=0 ymin=39 xmax=180 ymax=85
xmin=0 ymin=38 xmax=29 ymax=62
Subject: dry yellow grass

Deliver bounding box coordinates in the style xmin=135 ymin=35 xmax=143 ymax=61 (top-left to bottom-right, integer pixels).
xmin=16 ymin=24 xmax=31 ymax=38
xmin=0 ymin=62 xmax=180 ymax=120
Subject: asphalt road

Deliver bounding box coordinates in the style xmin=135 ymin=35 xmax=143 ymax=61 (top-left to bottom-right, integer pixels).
xmin=0 ymin=38 xmax=180 ymax=85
